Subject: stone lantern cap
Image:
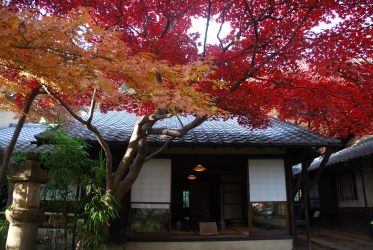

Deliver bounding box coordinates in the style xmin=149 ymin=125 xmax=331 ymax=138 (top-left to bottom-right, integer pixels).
xmin=7 ymin=152 xmax=50 ymax=184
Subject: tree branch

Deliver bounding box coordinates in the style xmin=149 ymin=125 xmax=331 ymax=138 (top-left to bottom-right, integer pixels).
xmin=158 ymin=20 xmax=171 ymax=39
xmin=113 ymin=111 xmax=169 ymax=187
xmin=114 ymin=133 xmax=149 ymax=198
xmin=42 ymin=86 xmax=115 ymax=192
xmin=144 ymin=136 xmax=175 ymax=162
xmin=308 ymin=148 xmax=333 ymax=190
xmin=86 ymin=89 xmax=97 ymax=124
xmin=202 ymin=0 xmax=211 ymax=59
xmin=113 ymin=118 xmax=143 ymax=187
xmin=243 ymin=0 xmax=259 ymax=68
xmin=144 ymin=116 xmax=206 ymax=137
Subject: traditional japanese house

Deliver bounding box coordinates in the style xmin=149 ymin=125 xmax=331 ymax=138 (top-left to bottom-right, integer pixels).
xmin=49 ymin=111 xmax=340 ymax=249
xmin=1 ymin=111 xmax=342 ymax=249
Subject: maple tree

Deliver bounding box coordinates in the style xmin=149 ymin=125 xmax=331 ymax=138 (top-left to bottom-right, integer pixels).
xmin=0 ymin=0 xmax=373 ymax=242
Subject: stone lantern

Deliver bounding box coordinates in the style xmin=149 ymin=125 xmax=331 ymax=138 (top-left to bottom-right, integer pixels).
xmin=5 ymin=152 xmax=50 ymax=250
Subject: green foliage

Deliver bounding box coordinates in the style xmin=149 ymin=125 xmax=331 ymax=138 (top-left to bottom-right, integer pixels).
xmin=122 ymin=228 xmax=134 ymax=241
xmin=118 ymin=228 xmax=134 ymax=250
xmin=38 ymin=119 xmax=121 ymax=249
xmin=38 ymin=120 xmax=89 ymax=248
xmin=1 ymin=118 xmax=121 ymax=249
xmin=10 ymin=152 xmax=28 ymax=165
xmin=76 ymin=151 xmax=120 ymax=250
xmin=131 ymin=209 xmax=169 ymax=232
xmin=39 ymin=120 xmax=94 ymax=204
xmin=0 ymin=214 xmax=8 ymax=247
xmin=38 ymin=118 xmax=100 ymax=248
xmin=40 ymin=121 xmax=93 ymax=190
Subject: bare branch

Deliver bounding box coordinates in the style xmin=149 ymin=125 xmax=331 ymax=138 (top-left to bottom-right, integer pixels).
xmin=42 ymin=85 xmax=87 ymax=124
xmin=144 ymin=136 xmax=175 ymax=162
xmin=158 ymin=20 xmax=171 ymax=39
xmin=243 ymin=3 xmax=259 ymax=68
xmin=176 ymin=115 xmax=184 ymax=127
xmin=202 ymin=0 xmax=211 ymax=58
xmin=158 ymin=3 xmax=196 ymax=39
xmin=217 ymin=10 xmax=226 ymax=50
xmin=138 ymin=113 xmax=173 ymax=126
xmin=308 ymin=148 xmax=333 ymax=190
xmin=42 ymin=86 xmax=115 ymax=192
xmin=144 ymin=116 xmax=206 ymax=136
xmin=86 ymin=89 xmax=97 ymax=124
xmin=114 ymin=111 xmax=171 ymax=187
xmin=113 ymin=118 xmax=143 ymax=187
xmin=115 ymin=137 xmax=148 ymax=198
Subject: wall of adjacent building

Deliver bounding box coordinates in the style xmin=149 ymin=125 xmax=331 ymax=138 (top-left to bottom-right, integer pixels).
xmin=338 ymin=158 xmax=373 ymax=208
xmin=310 ymin=157 xmax=373 ymax=235
xmin=0 ymin=110 xmax=17 ymax=128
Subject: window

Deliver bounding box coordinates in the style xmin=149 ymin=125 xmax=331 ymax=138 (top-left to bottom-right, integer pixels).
xmin=248 ymin=159 xmax=287 ymax=233
xmin=251 ymin=202 xmax=287 ymax=231
xmin=131 ymin=204 xmax=169 ymax=232
xmin=182 ymin=190 xmax=189 ymax=208
xmin=309 ymin=183 xmax=320 ymax=208
xmin=131 ymin=159 xmax=171 ymax=232
xmin=336 ymin=169 xmax=358 ymax=202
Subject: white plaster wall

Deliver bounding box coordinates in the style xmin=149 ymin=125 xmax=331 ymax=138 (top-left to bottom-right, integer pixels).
xmin=0 ymin=110 xmax=17 ymax=128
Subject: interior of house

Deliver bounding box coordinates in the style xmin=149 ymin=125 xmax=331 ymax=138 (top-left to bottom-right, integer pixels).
xmin=129 ymin=155 xmax=288 ymax=238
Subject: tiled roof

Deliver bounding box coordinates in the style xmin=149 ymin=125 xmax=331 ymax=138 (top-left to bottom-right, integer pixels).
xmin=295 ymin=136 xmax=373 ymax=174
xmin=50 ymin=111 xmax=340 ymax=147
xmin=0 ymin=123 xmax=46 ymax=153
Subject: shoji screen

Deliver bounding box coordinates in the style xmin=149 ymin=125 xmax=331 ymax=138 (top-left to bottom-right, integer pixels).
xmin=248 ymin=159 xmax=286 ymax=202
xmin=131 ymin=159 xmax=171 ymax=203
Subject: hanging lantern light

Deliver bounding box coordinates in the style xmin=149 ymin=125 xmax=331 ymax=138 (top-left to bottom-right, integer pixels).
xmin=187 ymin=174 xmax=197 ymax=180
xmin=193 ymin=164 xmax=206 ymax=172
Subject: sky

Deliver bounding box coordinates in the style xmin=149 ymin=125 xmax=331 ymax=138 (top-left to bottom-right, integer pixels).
xmin=188 ymin=17 xmax=231 ymax=48
xmin=189 ymin=16 xmax=342 ymax=51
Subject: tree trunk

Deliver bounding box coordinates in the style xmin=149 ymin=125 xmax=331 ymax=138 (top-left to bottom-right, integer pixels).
xmin=295 ymin=148 xmax=333 ymax=219
xmin=0 ymin=88 xmax=40 ymax=192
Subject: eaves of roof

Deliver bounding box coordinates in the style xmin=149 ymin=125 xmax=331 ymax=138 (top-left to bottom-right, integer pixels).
xmin=41 ymin=111 xmax=341 ymax=148
xmin=294 ymin=136 xmax=373 ymax=174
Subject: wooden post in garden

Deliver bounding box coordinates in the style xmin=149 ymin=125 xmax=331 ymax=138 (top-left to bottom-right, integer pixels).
xmin=5 ymin=153 xmax=50 ymax=250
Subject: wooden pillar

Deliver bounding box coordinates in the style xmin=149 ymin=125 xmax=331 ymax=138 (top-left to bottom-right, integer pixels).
xmin=301 ymin=160 xmax=311 ymax=250
xmin=285 ymin=157 xmax=298 ymax=250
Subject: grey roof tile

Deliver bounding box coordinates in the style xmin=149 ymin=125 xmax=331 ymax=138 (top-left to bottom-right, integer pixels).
xmin=0 ymin=123 xmax=47 ymax=153
xmin=57 ymin=111 xmax=340 ymax=147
